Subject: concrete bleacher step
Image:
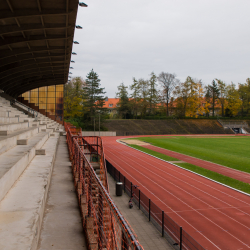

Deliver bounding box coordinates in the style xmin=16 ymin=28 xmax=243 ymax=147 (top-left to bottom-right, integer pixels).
xmin=0 ymin=124 xmax=47 ymax=155
xmin=0 ymin=133 xmax=60 ymax=250
xmin=0 ymin=95 xmax=64 ymax=249
xmin=0 ymin=129 xmax=53 ymax=202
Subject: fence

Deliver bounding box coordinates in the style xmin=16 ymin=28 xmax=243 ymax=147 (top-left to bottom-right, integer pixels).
xmin=106 ymin=160 xmax=205 ymax=250
xmin=65 ymin=123 xmax=143 ymax=250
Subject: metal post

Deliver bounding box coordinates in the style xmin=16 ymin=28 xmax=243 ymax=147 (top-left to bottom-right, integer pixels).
xmin=124 ymin=176 xmax=126 ymax=191
xmin=149 ymin=199 xmax=151 ymax=221
xmin=122 ymin=231 xmax=129 ymax=250
xmin=88 ymin=174 xmax=92 ymax=217
xmin=98 ymin=188 xmax=103 ymax=250
xmin=82 ymin=156 xmax=85 ymax=194
xmin=139 ymin=190 xmax=140 ymax=209
xmin=180 ymin=227 xmax=182 ymax=250
xmin=99 ymin=112 xmax=100 ymax=136
xmin=131 ymin=182 xmax=133 ymax=197
xmin=162 ymin=211 xmax=164 ymax=237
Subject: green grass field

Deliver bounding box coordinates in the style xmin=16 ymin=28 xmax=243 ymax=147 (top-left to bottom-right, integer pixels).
xmin=134 ymin=136 xmax=250 ymax=173
xmin=126 ymin=136 xmax=250 ymax=194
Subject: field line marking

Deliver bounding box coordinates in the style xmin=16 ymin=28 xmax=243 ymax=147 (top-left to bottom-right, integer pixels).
xmin=117 ymin=140 xmax=250 ymax=199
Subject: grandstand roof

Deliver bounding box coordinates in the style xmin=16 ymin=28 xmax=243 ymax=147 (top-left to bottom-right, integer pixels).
xmin=0 ymin=0 xmax=82 ymax=97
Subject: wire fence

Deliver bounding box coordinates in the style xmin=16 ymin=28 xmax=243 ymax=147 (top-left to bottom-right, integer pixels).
xmin=65 ymin=123 xmax=143 ymax=250
xmin=106 ymin=160 xmax=206 ymax=250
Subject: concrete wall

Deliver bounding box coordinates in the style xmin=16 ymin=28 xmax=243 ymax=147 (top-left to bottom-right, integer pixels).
xmin=81 ymin=131 xmax=116 ymax=136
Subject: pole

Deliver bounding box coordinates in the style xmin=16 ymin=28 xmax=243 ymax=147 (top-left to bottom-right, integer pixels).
xmin=149 ymin=199 xmax=151 ymax=221
xmin=94 ymin=117 xmax=95 ymax=136
xmin=139 ymin=190 xmax=140 ymax=209
xmin=99 ymin=112 xmax=100 ymax=136
xmin=162 ymin=211 xmax=164 ymax=237
xmin=180 ymin=227 xmax=182 ymax=250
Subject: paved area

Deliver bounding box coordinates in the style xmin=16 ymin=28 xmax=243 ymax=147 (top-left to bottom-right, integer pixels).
xmin=107 ymin=173 xmax=174 ymax=250
xmin=38 ymin=136 xmax=87 ymax=250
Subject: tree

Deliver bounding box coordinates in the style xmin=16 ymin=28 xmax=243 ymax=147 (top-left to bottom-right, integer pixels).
xmin=130 ymin=78 xmax=140 ymax=119
xmin=173 ymin=79 xmax=190 ymax=117
xmin=148 ymin=72 xmax=159 ymax=115
xmin=138 ymin=78 xmax=149 ymax=117
xmin=174 ymin=76 xmax=206 ymax=117
xmin=116 ymin=83 xmax=131 ymax=119
xmin=215 ymin=79 xmax=227 ymax=117
xmin=158 ymin=72 xmax=179 ymax=116
xmin=64 ymin=77 xmax=85 ymax=119
xmin=82 ymin=69 xmax=106 ymax=130
xmin=238 ymin=78 xmax=250 ymax=116
xmin=225 ymin=83 xmax=242 ymax=116
xmin=206 ymin=80 xmax=220 ymax=117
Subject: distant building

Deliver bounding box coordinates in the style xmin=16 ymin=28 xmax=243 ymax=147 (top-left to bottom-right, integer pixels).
xmin=103 ymin=98 xmax=120 ymax=115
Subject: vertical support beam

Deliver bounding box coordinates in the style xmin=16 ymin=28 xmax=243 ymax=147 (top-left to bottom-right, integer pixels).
xmin=122 ymin=231 xmax=129 ymax=250
xmin=162 ymin=211 xmax=164 ymax=237
xmin=180 ymin=227 xmax=182 ymax=250
xmin=149 ymin=199 xmax=151 ymax=221
xmin=130 ymin=182 xmax=133 ymax=198
xmin=98 ymin=188 xmax=103 ymax=250
xmin=82 ymin=156 xmax=85 ymax=194
xmin=88 ymin=173 xmax=92 ymax=217
xmin=139 ymin=190 xmax=141 ymax=209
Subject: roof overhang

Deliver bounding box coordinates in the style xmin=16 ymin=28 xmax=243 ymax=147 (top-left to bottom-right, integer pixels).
xmin=0 ymin=0 xmax=84 ymax=97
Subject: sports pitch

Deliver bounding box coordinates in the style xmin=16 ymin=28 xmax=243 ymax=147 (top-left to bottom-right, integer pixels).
xmin=127 ymin=135 xmax=250 ymax=194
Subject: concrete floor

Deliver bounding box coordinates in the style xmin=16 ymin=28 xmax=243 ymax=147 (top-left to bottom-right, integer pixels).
xmin=107 ymin=174 xmax=174 ymax=250
xmin=37 ymin=135 xmax=173 ymax=250
xmin=38 ymin=136 xmax=87 ymax=250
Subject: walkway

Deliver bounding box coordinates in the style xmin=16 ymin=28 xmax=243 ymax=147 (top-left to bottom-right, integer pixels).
xmin=38 ymin=136 xmax=87 ymax=250
xmin=107 ymin=173 xmax=174 ymax=250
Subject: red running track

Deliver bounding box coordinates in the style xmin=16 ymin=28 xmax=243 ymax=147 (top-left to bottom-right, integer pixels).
xmin=102 ymin=136 xmax=250 ymax=250
xmin=141 ymin=144 xmax=250 ymax=184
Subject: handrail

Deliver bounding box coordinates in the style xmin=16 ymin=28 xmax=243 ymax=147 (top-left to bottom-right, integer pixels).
xmin=65 ymin=122 xmax=143 ymax=250
xmin=10 ymin=99 xmax=38 ymax=118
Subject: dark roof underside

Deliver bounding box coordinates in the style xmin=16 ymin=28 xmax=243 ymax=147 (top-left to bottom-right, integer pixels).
xmin=0 ymin=0 xmax=79 ymax=97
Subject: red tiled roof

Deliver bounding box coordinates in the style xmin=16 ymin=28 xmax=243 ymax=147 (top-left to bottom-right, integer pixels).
xmin=103 ymin=98 xmax=120 ymax=108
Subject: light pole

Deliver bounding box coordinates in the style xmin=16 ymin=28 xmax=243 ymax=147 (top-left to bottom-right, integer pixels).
xmin=97 ymin=110 xmax=101 ymax=136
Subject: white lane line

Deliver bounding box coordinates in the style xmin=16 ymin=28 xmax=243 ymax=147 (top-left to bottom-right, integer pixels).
xmin=105 ymin=153 xmax=221 ymax=250
xmin=105 ymin=147 xmax=250 ymax=249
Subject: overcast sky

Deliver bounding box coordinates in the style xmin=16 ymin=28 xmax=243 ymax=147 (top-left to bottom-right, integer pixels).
xmin=71 ymin=0 xmax=250 ymax=97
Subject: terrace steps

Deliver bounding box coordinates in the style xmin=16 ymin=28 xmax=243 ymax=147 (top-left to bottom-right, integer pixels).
xmin=0 ymin=95 xmax=65 ymax=250
xmin=105 ymin=119 xmax=235 ymax=136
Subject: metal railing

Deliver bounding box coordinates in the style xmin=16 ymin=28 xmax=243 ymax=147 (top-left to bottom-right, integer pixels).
xmin=65 ymin=123 xmax=143 ymax=250
xmin=106 ymin=160 xmax=205 ymax=250
xmin=10 ymin=99 xmax=38 ymax=118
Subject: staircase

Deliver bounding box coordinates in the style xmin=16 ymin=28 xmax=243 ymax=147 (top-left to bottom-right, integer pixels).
xmin=0 ymin=96 xmax=65 ymax=250
xmin=218 ymin=119 xmax=249 ymax=134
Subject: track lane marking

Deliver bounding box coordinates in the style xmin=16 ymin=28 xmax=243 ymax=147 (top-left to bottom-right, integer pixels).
xmin=105 ymin=146 xmax=250 ymax=249
xmin=105 ymin=154 xmax=221 ymax=250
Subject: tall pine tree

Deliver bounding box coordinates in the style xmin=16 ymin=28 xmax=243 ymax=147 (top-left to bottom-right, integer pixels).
xmin=82 ymin=69 xmax=106 ymax=130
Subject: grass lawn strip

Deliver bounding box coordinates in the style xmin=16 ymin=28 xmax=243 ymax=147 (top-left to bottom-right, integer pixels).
xmin=129 ymin=144 xmax=250 ymax=195
xmin=135 ymin=136 xmax=250 ymax=173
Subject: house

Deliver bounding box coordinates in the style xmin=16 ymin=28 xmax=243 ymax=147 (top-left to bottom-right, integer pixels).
xmin=103 ymin=98 xmax=120 ymax=115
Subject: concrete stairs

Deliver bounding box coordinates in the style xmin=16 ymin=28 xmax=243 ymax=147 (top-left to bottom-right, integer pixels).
xmin=0 ymin=96 xmax=65 ymax=250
